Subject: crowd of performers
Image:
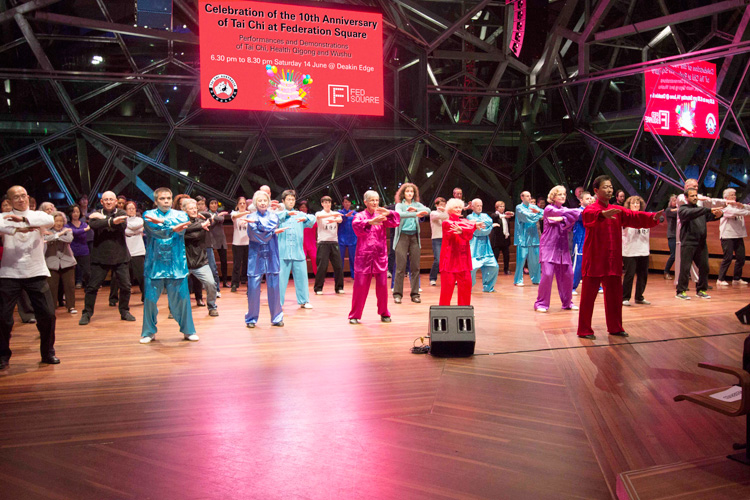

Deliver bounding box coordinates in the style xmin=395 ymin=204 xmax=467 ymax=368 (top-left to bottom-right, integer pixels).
xmin=1 ymin=173 xmax=749 ymax=367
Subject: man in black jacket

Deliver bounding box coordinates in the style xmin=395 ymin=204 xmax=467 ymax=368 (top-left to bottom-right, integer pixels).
xmin=80 ymin=191 xmax=135 ymax=325
xmin=676 ymin=187 xmax=723 ymax=300
xmin=183 ymin=198 xmax=220 ymax=316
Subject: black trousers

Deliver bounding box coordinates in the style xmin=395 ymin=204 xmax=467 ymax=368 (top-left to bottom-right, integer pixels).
xmin=0 ymin=277 xmax=56 ymax=361
xmin=109 ymin=255 xmax=145 ymax=303
xmin=231 ymin=245 xmax=249 ymax=286
xmin=622 ymin=255 xmax=649 ymax=301
xmin=492 ymin=242 xmax=510 ymax=272
xmin=85 ymin=262 xmax=131 ymax=317
xmin=677 ymin=242 xmax=709 ymax=294
xmin=718 ymin=238 xmax=746 ymax=281
xmin=216 ymin=248 xmax=228 ymax=283
xmin=314 ymin=241 xmax=344 ymax=292
xmin=74 ymin=254 xmax=91 ymax=287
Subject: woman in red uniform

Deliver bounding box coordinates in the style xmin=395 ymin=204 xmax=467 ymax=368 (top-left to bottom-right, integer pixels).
xmin=439 ymin=198 xmax=480 ymax=306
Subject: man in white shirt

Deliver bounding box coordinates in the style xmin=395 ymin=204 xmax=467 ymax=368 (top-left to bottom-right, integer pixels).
xmin=314 ymin=196 xmax=344 ymax=294
xmin=0 ymin=186 xmax=59 ymax=369
xmin=717 ymin=188 xmax=750 ymax=285
xmin=429 ymin=197 xmax=448 ymax=286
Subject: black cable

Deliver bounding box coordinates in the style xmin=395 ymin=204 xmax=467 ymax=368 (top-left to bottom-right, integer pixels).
xmin=411 ymin=335 xmax=431 ymax=354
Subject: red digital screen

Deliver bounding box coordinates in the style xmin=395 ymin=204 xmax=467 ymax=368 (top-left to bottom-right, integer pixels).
xmin=199 ymin=1 xmax=383 ymax=115
xmin=644 ymin=61 xmax=718 ymax=139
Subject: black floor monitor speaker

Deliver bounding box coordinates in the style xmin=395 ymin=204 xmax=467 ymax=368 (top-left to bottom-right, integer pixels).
xmin=736 ymin=303 xmax=750 ymax=324
xmin=429 ymin=305 xmax=475 ymax=357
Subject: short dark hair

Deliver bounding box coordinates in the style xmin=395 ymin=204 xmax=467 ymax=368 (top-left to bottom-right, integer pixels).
xmin=208 ymin=198 xmax=218 ymax=205
xmin=592 ymin=175 xmax=611 ymax=191
xmin=321 ymin=195 xmax=332 ymax=203
xmin=195 ymin=195 xmax=206 ymax=203
xmin=281 ymin=189 xmax=296 ymax=201
xmin=435 ymin=197 xmax=446 ymax=206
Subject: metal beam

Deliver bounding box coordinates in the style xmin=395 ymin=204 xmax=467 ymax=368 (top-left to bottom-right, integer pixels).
xmin=594 ymin=0 xmax=747 ymax=42
xmin=0 ymin=0 xmax=61 ymax=24
xmin=32 ymin=11 xmax=199 ymax=44
xmin=427 ymin=0 xmax=493 ymax=53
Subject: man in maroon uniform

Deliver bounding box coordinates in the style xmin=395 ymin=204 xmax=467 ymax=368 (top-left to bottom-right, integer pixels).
xmin=577 ymin=176 xmax=662 ymax=339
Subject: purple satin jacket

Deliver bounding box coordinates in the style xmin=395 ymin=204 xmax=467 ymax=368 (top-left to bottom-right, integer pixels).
xmin=352 ymin=209 xmax=401 ymax=274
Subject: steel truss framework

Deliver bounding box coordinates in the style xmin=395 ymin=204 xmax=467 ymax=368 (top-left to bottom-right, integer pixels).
xmin=3 ymin=0 xmax=750 ymax=209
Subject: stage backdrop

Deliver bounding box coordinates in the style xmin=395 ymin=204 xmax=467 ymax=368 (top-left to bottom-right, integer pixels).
xmin=199 ymin=0 xmax=383 ymax=115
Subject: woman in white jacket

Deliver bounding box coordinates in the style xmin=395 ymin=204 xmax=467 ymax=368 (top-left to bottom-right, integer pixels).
xmin=125 ymin=201 xmax=146 ymax=302
xmin=44 ymin=211 xmax=77 ymax=314
xmin=622 ymin=196 xmax=651 ymax=306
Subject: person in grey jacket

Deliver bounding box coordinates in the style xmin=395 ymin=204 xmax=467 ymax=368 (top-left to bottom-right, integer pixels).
xmin=676 ymin=187 xmax=723 ymax=300
xmin=45 ymin=211 xmax=78 ymax=314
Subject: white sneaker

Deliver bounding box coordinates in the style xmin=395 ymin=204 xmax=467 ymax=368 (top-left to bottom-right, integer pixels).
xmin=68 ymin=308 xmax=78 ymax=314
xmin=216 ymin=291 xmax=221 ymax=298
xmin=139 ymin=336 xmax=153 ymax=344
xmin=335 ymin=289 xmax=345 ymax=294
xmin=622 ymin=300 xmax=631 ymax=306
xmin=566 ymin=305 xmax=579 ymax=310
xmin=184 ymin=334 xmax=199 ymax=341
xmin=419 ymin=288 xmax=423 ymax=292
xmin=430 ymin=281 xmax=436 ymax=286
xmin=515 ymin=282 xmax=524 ymax=287
xmin=535 ymin=307 xmax=547 ymax=313
xmin=598 ymin=287 xmax=603 ymax=294
xmin=315 ymin=291 xmax=323 ymax=295
xmin=734 ymin=279 xmax=749 ymax=285
xmin=717 ymin=280 xmax=730 ymax=286
xmin=301 ymin=303 xmax=313 ymax=309
xmin=572 ymin=289 xmax=579 ymax=295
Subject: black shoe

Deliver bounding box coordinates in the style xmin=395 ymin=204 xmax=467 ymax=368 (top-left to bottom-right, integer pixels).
xmin=504 ymin=270 xmax=511 ymax=275
xmin=223 ymin=281 xmax=230 ymax=288
xmin=272 ymin=321 xmax=284 ymax=327
xmin=411 ymin=296 xmax=421 ymax=303
xmin=231 ymin=285 xmax=237 ymax=293
xmin=109 ymin=301 xmax=117 ymax=307
xmin=578 ymin=334 xmax=596 ymax=340
xmin=79 ymin=314 xmax=90 ymax=326
xmin=196 ymin=299 xmax=205 ymax=307
xmin=610 ymin=331 xmax=629 ymax=337
xmin=121 ymin=312 xmax=136 ymax=322
xmin=41 ymin=356 xmax=60 ymax=365
xmin=381 ymin=316 xmax=392 ymax=323
xmin=0 ymin=358 xmax=8 ymax=370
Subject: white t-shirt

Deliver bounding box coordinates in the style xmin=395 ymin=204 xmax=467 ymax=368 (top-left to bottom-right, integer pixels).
xmin=0 ymin=209 xmax=55 ymax=279
xmin=622 ymin=227 xmax=650 ymax=257
xmin=125 ymin=216 xmax=146 ymax=257
xmin=315 ymin=210 xmax=339 ymax=242
xmin=720 ymin=205 xmax=750 ymax=239
xmin=231 ymin=211 xmax=250 ymax=246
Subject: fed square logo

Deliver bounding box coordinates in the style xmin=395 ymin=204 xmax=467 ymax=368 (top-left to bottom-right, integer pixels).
xmin=328 ymin=85 xmax=349 ymax=107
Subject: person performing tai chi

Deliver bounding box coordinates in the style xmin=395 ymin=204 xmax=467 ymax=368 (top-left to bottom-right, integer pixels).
xmin=534 ymin=186 xmax=581 ymax=313
xmin=0 ymin=186 xmax=58 ymax=368
xmin=338 ymin=197 xmax=357 ymax=280
xmin=140 ymin=187 xmax=199 ymax=343
xmin=79 ymin=191 xmax=134 ymax=325
xmin=314 ymin=196 xmax=344 ymax=295
xmin=348 ymin=191 xmax=400 ymax=324
xmin=577 ymin=176 xmax=662 ymax=339
xmin=393 ymin=183 xmax=429 ymax=303
xmin=277 ymin=190 xmax=316 ymax=309
xmin=183 ymin=198 xmax=220 ymax=317
xmin=244 ymin=190 xmax=287 ymax=328
xmin=675 ymin=188 xmax=723 ymax=300
xmin=571 ymin=191 xmax=594 ymax=295
xmin=490 ymin=200 xmax=513 ymax=276
xmin=439 ymin=198 xmax=478 ymax=306
xmin=429 ymin=197 xmax=448 ymax=286
xmin=717 ymin=188 xmax=750 ymax=286
xmin=466 ymin=199 xmax=497 ymax=292
xmin=514 ymin=191 xmax=542 ymax=286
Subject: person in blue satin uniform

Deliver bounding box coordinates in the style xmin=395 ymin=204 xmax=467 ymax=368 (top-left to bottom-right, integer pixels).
xmin=140 ymin=187 xmax=198 ymax=343
xmin=245 ymin=190 xmax=288 ymax=328
xmin=338 ymin=197 xmax=358 ymax=280
xmin=277 ymin=189 xmax=316 ymax=309
xmin=467 ymin=199 xmax=498 ymax=292
xmin=514 ymin=191 xmax=543 ymax=286
xmin=572 ymin=191 xmax=594 ymax=294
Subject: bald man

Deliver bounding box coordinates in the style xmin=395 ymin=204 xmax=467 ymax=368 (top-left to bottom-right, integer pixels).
xmin=0 ymin=186 xmax=58 ymax=368
xmin=79 ymin=191 xmax=134 ymax=325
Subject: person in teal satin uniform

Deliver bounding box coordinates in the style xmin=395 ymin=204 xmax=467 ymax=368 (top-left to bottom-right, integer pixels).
xmin=466 ymin=199 xmax=497 ymax=292
xmin=140 ymin=187 xmax=198 ymax=343
xmin=245 ymin=190 xmax=288 ymax=328
xmin=277 ymin=189 xmax=316 ymax=308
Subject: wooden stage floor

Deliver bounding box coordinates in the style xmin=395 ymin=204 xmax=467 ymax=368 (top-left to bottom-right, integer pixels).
xmin=2 ymin=272 xmax=750 ymax=499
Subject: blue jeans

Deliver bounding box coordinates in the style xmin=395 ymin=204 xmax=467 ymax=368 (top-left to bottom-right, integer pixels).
xmin=430 ymin=238 xmax=442 ymax=282
xmin=207 ymin=248 xmax=220 ymax=288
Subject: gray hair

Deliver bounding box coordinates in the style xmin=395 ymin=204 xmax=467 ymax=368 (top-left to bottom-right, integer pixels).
xmin=363 ymin=190 xmax=379 ymax=202
xmin=52 ymin=210 xmax=67 ymax=224
xmin=723 ymin=188 xmax=737 ymax=199
xmin=252 ymin=190 xmax=270 ymax=208
xmin=39 ymin=201 xmax=56 ymax=213
xmin=181 ymin=198 xmax=196 ymax=211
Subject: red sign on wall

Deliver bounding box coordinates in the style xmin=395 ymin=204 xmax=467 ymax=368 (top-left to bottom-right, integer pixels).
xmin=644 ymin=61 xmax=718 ymax=139
xmin=199 ymin=1 xmax=383 ymax=115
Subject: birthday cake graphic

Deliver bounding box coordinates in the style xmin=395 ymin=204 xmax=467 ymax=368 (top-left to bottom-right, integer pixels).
xmin=266 ymin=65 xmax=312 ymax=109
